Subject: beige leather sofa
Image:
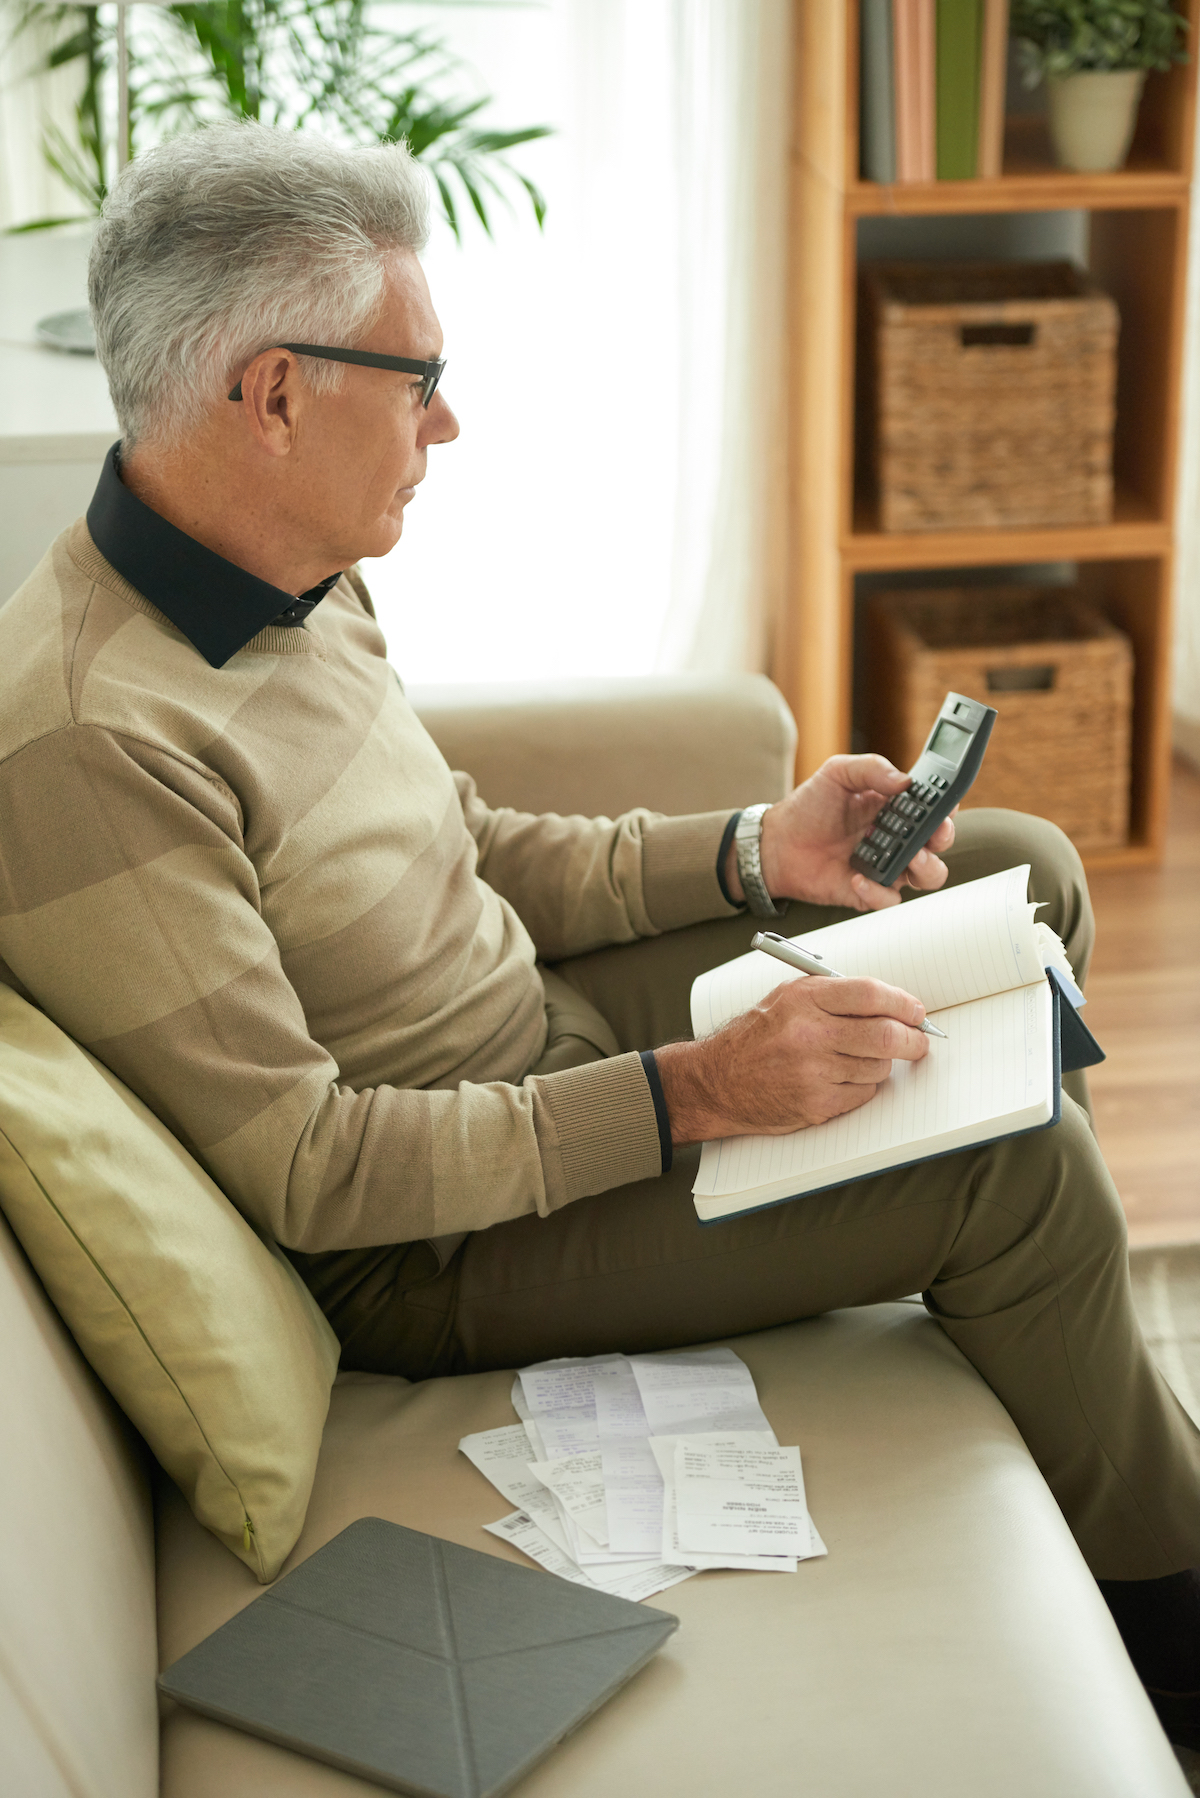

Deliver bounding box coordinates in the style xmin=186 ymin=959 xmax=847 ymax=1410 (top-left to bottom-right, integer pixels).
xmin=1 ymin=674 xmax=1189 ymax=1798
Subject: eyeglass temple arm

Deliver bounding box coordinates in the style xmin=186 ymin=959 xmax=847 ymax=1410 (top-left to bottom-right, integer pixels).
xmin=228 ymin=344 xmax=442 ymax=403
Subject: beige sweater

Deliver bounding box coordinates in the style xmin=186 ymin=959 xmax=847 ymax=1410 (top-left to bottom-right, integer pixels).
xmin=0 ymin=523 xmax=738 ymax=1250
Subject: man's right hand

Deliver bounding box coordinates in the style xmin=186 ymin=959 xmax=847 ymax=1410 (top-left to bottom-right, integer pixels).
xmin=654 ymin=976 xmax=931 ymax=1148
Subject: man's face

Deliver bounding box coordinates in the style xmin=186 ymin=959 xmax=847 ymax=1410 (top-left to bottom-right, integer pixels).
xmin=288 ymin=249 xmax=459 ymax=567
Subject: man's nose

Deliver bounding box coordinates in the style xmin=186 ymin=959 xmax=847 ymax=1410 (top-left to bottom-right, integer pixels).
xmin=423 ymin=392 xmax=460 ymax=446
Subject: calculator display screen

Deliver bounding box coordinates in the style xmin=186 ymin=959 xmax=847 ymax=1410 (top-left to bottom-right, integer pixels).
xmin=928 ymin=718 xmax=969 ymax=761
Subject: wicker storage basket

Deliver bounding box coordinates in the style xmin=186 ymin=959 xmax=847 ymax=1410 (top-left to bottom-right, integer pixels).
xmin=861 ymin=261 xmax=1119 ymax=533
xmin=865 ymin=586 xmax=1133 ymax=852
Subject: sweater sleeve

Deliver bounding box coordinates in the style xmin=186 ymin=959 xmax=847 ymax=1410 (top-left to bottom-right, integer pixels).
xmin=454 ymin=772 xmax=742 ymax=958
xmin=0 ymin=726 xmax=663 ymax=1252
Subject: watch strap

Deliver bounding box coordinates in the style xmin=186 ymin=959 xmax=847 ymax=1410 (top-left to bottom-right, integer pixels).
xmin=734 ymin=803 xmax=786 ymax=919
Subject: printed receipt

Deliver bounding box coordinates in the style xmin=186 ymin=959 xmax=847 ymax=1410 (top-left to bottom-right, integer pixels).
xmin=674 ymin=1439 xmax=812 ymax=1556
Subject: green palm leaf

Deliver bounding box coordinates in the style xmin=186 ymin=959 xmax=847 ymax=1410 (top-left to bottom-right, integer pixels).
xmin=6 ymin=0 xmax=552 ymax=239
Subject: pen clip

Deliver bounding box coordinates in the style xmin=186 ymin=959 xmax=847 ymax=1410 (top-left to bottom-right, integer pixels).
xmin=759 ymin=932 xmax=822 ymax=959
xmin=756 ymin=931 xmax=824 ymax=961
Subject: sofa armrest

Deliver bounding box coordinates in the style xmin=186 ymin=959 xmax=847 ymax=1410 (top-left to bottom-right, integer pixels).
xmin=408 ymin=674 xmax=798 ymax=819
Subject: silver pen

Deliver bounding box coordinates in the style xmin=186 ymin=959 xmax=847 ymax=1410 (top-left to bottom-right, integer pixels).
xmin=751 ymin=931 xmax=948 ymax=1039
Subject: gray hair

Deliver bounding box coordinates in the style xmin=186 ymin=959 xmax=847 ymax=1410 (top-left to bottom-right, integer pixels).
xmin=89 ymin=122 xmax=431 ymax=449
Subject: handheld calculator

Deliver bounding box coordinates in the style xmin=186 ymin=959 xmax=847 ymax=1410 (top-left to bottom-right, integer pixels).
xmin=850 ymin=692 xmax=997 ymax=887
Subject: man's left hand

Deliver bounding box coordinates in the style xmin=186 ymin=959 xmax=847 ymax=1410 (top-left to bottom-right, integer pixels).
xmin=725 ymin=753 xmax=956 ymax=913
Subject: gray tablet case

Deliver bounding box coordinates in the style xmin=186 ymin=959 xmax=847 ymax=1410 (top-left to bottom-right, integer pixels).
xmin=158 ymin=1516 xmax=679 ymax=1798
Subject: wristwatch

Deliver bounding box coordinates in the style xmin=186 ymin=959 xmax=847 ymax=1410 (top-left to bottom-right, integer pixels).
xmin=734 ymin=804 xmax=786 ymax=918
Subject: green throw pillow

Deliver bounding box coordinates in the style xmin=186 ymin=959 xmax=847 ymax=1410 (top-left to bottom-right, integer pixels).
xmin=0 ymin=984 xmax=339 ymax=1582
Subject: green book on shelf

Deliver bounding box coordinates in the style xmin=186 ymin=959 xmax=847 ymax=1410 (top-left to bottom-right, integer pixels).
xmin=935 ymin=0 xmax=982 ymax=180
xmin=860 ymin=0 xmax=897 ymax=183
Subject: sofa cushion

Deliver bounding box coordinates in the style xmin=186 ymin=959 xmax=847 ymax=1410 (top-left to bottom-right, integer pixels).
xmin=156 ymin=1307 xmax=1187 ymax=1798
xmin=0 ymin=1208 xmax=158 ymax=1798
xmin=410 ymin=674 xmax=798 ymax=819
xmin=0 ymin=984 xmax=340 ymax=1582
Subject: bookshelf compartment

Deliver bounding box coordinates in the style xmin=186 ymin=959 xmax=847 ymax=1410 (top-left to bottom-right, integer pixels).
xmin=849 ymin=557 xmax=1170 ymax=861
xmin=852 ymin=209 xmax=1183 ymax=549
xmin=862 ymin=584 xmax=1134 ymax=853
xmin=850 ymin=9 xmax=1195 ymax=203
xmin=860 ymin=258 xmax=1118 ymax=535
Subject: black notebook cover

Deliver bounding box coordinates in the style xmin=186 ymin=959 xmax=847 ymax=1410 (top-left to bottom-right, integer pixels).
xmin=158 ymin=1517 xmax=679 ymax=1798
xmin=1046 ymin=966 xmax=1106 ymax=1074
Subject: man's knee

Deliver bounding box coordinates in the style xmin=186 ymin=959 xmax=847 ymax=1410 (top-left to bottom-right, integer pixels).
xmin=938 ymin=1098 xmax=1124 ymax=1297
xmin=1001 ymin=1096 xmax=1125 ymax=1263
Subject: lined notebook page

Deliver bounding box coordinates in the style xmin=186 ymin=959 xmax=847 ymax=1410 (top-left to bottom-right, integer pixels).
xmin=691 ymin=865 xmax=1039 ymax=1037
xmin=693 ymin=980 xmax=1054 ymax=1209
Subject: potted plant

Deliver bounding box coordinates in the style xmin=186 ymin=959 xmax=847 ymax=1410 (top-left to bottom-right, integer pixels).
xmin=1010 ymin=0 xmax=1188 ymax=173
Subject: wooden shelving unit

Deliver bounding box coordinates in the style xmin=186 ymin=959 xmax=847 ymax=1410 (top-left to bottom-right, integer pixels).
xmin=777 ymin=1 xmax=1198 ymax=867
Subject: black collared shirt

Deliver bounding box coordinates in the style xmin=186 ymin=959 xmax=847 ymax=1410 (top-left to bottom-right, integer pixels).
xmin=86 ymin=443 xmax=342 ymax=669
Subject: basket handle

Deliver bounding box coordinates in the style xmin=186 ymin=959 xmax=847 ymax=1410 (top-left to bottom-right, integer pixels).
xmin=960 ymin=323 xmax=1037 ymax=348
xmin=986 ymin=665 xmax=1055 ymax=693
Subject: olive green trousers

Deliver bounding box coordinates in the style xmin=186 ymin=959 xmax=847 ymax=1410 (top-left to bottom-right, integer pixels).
xmin=294 ymin=810 xmax=1200 ymax=1581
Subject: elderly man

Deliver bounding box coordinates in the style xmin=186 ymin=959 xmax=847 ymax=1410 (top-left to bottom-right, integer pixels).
xmin=1 ymin=122 xmax=1199 ymax=1741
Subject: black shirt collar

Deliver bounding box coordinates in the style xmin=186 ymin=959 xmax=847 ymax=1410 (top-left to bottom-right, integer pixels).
xmin=86 ymin=443 xmax=342 ymax=669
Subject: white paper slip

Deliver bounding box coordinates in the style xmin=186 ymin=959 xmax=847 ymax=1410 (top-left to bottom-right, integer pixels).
xmin=649 ymin=1435 xmax=798 ymax=1573
xmin=591 ymin=1359 xmax=652 ymax=1437
xmin=484 ymin=1511 xmax=597 ymax=1586
xmin=629 ymin=1348 xmax=775 ymax=1439
xmin=598 ymin=1435 xmax=666 ymax=1556
xmin=531 ymin=1406 xmax=599 ymax=1461
xmin=484 ymin=1512 xmax=697 ymax=1602
xmin=674 ymin=1438 xmax=811 ymax=1556
xmin=522 ymin=1418 xmax=547 ymax=1461
xmin=518 ymin=1358 xmax=618 ymax=1459
xmin=528 ymin=1452 xmax=609 ymax=1547
xmin=459 ymin=1422 xmax=538 ymax=1466
xmin=457 ymin=1425 xmax=574 ymax=1560
xmin=581 ymin=1557 xmax=696 ymax=1603
xmin=518 ymin=1356 xmax=622 ymax=1419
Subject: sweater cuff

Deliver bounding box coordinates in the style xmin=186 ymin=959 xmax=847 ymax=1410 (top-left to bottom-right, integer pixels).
xmin=716 ymin=810 xmax=745 ymax=910
xmin=528 ymin=1050 xmax=665 ymax=1209
xmin=641 ymin=811 xmax=745 ymax=932
xmin=638 ymin=1050 xmax=673 ymax=1174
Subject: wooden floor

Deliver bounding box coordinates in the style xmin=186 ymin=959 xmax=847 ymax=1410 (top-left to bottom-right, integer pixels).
xmin=1086 ymin=758 xmax=1200 ymax=1247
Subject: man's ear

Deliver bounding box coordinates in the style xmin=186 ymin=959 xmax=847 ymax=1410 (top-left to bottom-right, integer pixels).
xmin=235 ymin=349 xmax=301 ymax=458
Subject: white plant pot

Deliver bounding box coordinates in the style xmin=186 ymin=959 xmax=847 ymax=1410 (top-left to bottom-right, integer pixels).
xmin=1046 ymin=70 xmax=1147 ymax=173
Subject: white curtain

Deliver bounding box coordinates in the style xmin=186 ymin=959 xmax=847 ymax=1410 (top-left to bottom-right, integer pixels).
xmin=0 ymin=9 xmax=85 ymax=230
xmin=360 ymin=0 xmax=790 ymax=686
xmin=1175 ymin=116 xmax=1200 ymax=768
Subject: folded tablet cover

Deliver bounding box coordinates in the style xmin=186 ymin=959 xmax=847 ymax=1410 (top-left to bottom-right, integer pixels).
xmin=158 ymin=1516 xmax=679 ymax=1798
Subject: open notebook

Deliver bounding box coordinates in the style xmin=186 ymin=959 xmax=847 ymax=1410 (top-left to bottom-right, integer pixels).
xmin=689 ymin=865 xmax=1104 ymax=1224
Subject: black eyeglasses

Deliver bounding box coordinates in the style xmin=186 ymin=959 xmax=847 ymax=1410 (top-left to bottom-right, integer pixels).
xmin=227 ymin=342 xmax=446 ymax=406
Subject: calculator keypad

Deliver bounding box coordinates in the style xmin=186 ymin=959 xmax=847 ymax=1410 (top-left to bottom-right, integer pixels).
xmin=853 ymin=780 xmax=946 ymax=878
